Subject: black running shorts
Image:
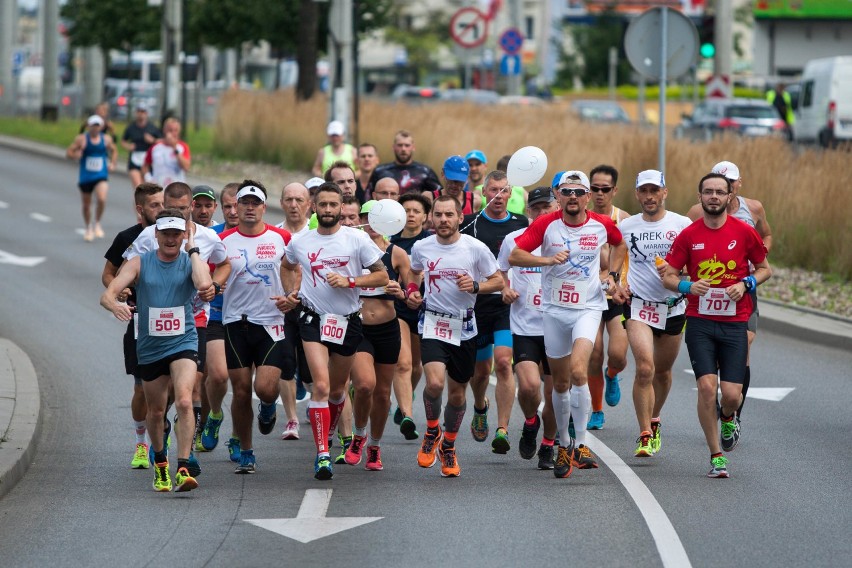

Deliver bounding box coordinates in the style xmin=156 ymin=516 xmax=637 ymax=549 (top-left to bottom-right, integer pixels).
xmin=420 ymin=338 xmax=477 ymax=384
xmin=512 ymin=335 xmax=551 ymax=375
xmin=138 ymin=350 xmax=200 ymax=383
xmin=356 ymin=317 xmax=402 ymax=365
xmin=298 ymin=308 xmax=363 ymax=357
xmin=684 ymin=317 xmax=748 ymax=384
xmin=224 ymin=321 xmax=286 ymax=370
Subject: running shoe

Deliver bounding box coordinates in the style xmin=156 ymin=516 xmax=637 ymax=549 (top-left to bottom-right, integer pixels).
xmin=572 ymin=444 xmax=599 ymax=469
xmin=201 ymin=413 xmax=223 ymax=450
xmin=235 ymin=450 xmax=257 ymax=474
xmin=439 ymin=444 xmax=460 ymax=477
xmin=295 ymin=377 xmax=307 ymax=401
xmin=707 ymin=455 xmax=730 ymax=478
xmin=491 ymin=427 xmax=510 ymax=454
xmin=226 ymin=437 xmax=241 ymax=463
xmin=365 ymin=446 xmax=383 ymax=471
xmin=587 ymin=410 xmax=605 ymax=430
xmin=186 ymin=453 xmax=201 ymax=477
xmin=153 ymin=461 xmax=172 ymax=492
xmin=257 ymin=402 xmax=277 ymax=435
xmin=174 ymin=467 xmax=198 ymax=493
xmin=93 ymin=224 xmax=105 ymax=239
xmin=83 ymin=226 xmax=94 ymax=242
xmin=635 ymin=432 xmax=654 ymax=457
xmin=335 ymin=435 xmax=352 ymax=465
xmin=344 ymin=434 xmax=367 ymax=465
xmin=417 ymin=427 xmax=443 ymax=468
xmin=604 ymin=368 xmax=621 ymax=406
xmin=650 ymin=421 xmax=662 ymax=454
xmin=314 ymin=455 xmax=333 ymax=480
xmin=149 ymin=419 xmax=172 ymax=466
xmin=518 ymin=415 xmax=541 ymax=460
xmin=393 ymin=406 xmax=404 ymax=425
xmin=280 ymin=419 xmax=300 ymax=440
xmin=720 ymin=416 xmax=740 ymax=452
xmin=554 ymin=441 xmax=575 ymax=479
xmin=537 ymin=444 xmax=555 ymax=470
xmin=470 ymin=397 xmax=489 ymax=442
xmin=131 ymin=443 xmax=150 ymax=469
xmin=399 ymin=416 xmax=419 ymax=440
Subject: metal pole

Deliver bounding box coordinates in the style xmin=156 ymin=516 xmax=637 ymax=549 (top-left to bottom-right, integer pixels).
xmin=638 ymin=75 xmax=646 ymax=126
xmin=507 ymin=0 xmax=522 ymax=96
xmin=0 ymin=0 xmax=15 ymax=115
xmin=658 ymin=7 xmax=667 ymax=174
xmin=715 ymin=0 xmax=733 ymax=80
xmin=608 ymin=46 xmax=617 ymax=101
xmin=41 ymin=0 xmax=60 ymax=121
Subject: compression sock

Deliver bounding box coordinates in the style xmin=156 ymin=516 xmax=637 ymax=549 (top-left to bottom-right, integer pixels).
xmin=588 ymin=372 xmax=604 ymax=412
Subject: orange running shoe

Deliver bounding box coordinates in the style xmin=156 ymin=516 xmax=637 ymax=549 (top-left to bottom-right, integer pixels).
xmin=417 ymin=427 xmax=442 ymax=468
xmin=439 ymin=444 xmax=460 ymax=477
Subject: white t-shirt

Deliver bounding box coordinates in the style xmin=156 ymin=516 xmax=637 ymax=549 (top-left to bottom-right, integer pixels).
xmin=619 ymin=211 xmax=691 ymax=316
xmin=410 ymin=234 xmax=498 ymax=341
xmin=124 ymin=223 xmax=226 ymax=327
xmin=513 ymin=211 xmax=623 ymax=314
xmin=285 ymin=225 xmax=384 ymax=316
xmin=220 ymin=224 xmax=291 ymax=325
xmin=498 ymin=227 xmax=543 ymax=337
xmin=144 ymin=141 xmax=189 ymax=187
xmin=276 ymin=221 xmax=310 ymax=237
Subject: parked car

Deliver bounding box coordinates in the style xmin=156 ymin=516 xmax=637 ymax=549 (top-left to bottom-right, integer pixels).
xmin=499 ymin=95 xmax=546 ymax=106
xmin=674 ymin=98 xmax=786 ymax=141
xmin=571 ymin=100 xmax=630 ymax=123
xmin=109 ymin=84 xmax=160 ymax=120
xmin=391 ymin=84 xmax=441 ymax=103
xmin=440 ymin=89 xmax=500 ymax=105
xmin=793 ymin=56 xmax=852 ymax=148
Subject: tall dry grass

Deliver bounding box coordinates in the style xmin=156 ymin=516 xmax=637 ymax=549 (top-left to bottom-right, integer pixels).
xmin=216 ymin=90 xmax=852 ymax=279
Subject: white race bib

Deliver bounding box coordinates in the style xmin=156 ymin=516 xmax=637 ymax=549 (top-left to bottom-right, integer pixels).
xmin=551 ymin=278 xmax=588 ymax=309
xmin=525 ymin=289 xmax=543 ymax=311
xmin=264 ymin=323 xmax=286 ymax=342
xmin=131 ymin=151 xmax=146 ymax=167
xmin=422 ymin=311 xmax=462 ymax=346
xmin=148 ymin=306 xmax=185 ymax=337
xmin=320 ymin=313 xmax=348 ymax=345
xmin=698 ymin=288 xmax=736 ymax=317
xmin=133 ymin=312 xmax=139 ymax=340
xmin=85 ymin=156 xmax=104 ymax=172
xmin=630 ymin=300 xmax=668 ymax=330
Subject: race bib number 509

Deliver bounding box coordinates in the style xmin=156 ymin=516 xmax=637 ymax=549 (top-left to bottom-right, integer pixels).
xmin=148 ymin=306 xmax=185 ymax=337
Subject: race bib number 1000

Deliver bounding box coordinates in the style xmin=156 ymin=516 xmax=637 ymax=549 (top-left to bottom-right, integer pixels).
xmin=320 ymin=314 xmax=348 ymax=345
xmin=422 ymin=311 xmax=462 ymax=346
xmin=148 ymin=306 xmax=185 ymax=337
xmin=698 ymin=288 xmax=736 ymax=316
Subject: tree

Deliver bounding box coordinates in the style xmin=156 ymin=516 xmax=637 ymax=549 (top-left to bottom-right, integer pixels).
xmin=555 ymin=10 xmax=630 ymax=89
xmin=383 ymin=7 xmax=451 ymax=86
xmin=61 ymin=0 xmax=160 ymax=54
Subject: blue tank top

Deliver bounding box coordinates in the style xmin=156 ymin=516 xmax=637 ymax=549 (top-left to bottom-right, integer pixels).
xmin=136 ymin=251 xmax=198 ymax=364
xmin=79 ymin=133 xmax=109 ymax=184
xmin=208 ymin=222 xmax=227 ymax=322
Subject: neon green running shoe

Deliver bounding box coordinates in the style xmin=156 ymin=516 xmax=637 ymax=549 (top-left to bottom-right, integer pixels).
xmin=491 ymin=427 xmax=510 ymax=454
xmin=635 ymin=433 xmax=654 ymax=457
xmin=470 ymin=397 xmax=489 ymax=442
xmin=131 ymin=443 xmax=150 ymax=469
xmin=153 ymin=461 xmax=172 ymax=492
xmin=707 ymin=455 xmax=730 ymax=478
xmin=650 ymin=421 xmax=662 ymax=454
xmin=335 ymin=435 xmax=352 ymax=465
xmin=174 ymin=466 xmax=198 ymax=492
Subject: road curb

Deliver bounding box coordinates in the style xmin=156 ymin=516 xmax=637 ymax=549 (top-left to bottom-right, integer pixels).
xmin=758 ymin=298 xmax=852 ymax=351
xmin=0 ymin=338 xmax=42 ymax=500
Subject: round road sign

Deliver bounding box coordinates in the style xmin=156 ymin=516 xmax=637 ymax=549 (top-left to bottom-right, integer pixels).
xmin=624 ymin=7 xmax=699 ymax=80
xmin=450 ymin=7 xmax=489 ymax=49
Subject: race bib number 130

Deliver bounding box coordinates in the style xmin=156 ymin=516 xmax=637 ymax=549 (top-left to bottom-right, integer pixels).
xmin=551 ymin=278 xmax=587 ymax=309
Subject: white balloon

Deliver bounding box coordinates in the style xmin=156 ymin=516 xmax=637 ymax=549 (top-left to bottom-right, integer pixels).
xmin=368 ymin=199 xmax=406 ymax=236
xmin=506 ymin=146 xmax=548 ymax=187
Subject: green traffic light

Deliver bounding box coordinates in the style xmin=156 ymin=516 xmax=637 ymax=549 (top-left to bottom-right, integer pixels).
xmin=700 ymin=42 xmax=715 ymax=59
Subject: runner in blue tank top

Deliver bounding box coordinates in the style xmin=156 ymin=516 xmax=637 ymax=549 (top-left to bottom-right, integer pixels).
xmin=66 ymin=114 xmax=117 ymax=241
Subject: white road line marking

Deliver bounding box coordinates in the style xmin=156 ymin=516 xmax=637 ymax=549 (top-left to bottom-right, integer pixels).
xmin=684 ymin=368 xmax=695 ymax=375
xmin=29 ymin=212 xmax=52 ymax=222
xmin=587 ymin=433 xmax=693 ymax=568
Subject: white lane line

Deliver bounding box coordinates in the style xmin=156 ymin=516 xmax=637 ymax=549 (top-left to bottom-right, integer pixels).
xmin=30 ymin=212 xmax=52 ymax=222
xmin=587 ymin=433 xmax=693 ymax=568
xmin=684 ymin=368 xmax=695 ymax=375
xmin=0 ymin=201 xmax=9 ymax=209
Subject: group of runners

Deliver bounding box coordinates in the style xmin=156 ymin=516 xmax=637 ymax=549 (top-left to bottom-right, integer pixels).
xmin=98 ymin=125 xmax=772 ymax=493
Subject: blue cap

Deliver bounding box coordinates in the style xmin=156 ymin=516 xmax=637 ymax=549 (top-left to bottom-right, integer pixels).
xmin=551 ymin=171 xmax=565 ymax=188
xmin=443 ymin=155 xmax=470 ymax=182
xmin=465 ymin=150 xmax=487 ymax=164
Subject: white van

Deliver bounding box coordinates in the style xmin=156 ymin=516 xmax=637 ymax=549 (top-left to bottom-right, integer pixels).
xmin=793 ymin=56 xmax=852 ymax=147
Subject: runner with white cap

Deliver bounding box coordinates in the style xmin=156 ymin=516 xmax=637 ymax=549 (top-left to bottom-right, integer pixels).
xmin=687 ymin=161 xmax=773 ymax=425
xmin=66 ymin=114 xmax=118 ymax=241
xmin=312 ymin=120 xmax=357 ymax=177
xmin=510 ymin=170 xmax=627 ymax=478
xmin=618 ymin=170 xmax=691 ymax=457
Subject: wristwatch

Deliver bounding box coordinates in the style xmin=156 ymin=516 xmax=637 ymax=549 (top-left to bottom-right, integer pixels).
xmin=187 ymin=247 xmax=200 ymax=256
xmin=608 ymin=271 xmax=620 ymax=281
xmin=212 ymin=281 xmax=221 ymax=295
xmin=472 ymin=281 xmax=480 ymax=294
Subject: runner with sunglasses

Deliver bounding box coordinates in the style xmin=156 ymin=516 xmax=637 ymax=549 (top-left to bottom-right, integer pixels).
xmin=586 ymin=165 xmax=629 ymax=431
xmin=510 ymin=171 xmax=627 ymax=478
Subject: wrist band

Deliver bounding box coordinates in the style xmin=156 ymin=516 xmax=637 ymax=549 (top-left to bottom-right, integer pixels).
xmin=406 ymin=282 xmax=419 ymax=298
xmin=187 ymin=247 xmax=200 ymax=256
xmin=677 ymin=280 xmax=692 ymax=294
xmin=742 ymin=275 xmax=757 ymax=291
xmin=348 ymin=277 xmax=356 ymax=288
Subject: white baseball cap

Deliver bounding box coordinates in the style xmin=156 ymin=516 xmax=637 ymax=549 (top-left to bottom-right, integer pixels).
xmin=87 ymin=114 xmax=104 ymax=127
xmin=155 ymin=216 xmax=186 ymax=231
xmin=236 ymin=186 xmax=267 ymax=203
xmin=327 ymin=120 xmax=345 ymax=136
xmin=305 ymin=177 xmax=325 ymax=190
xmin=557 ymin=170 xmax=590 ymax=190
xmin=635 ymin=169 xmax=666 ymax=188
xmin=711 ymin=161 xmax=740 ymax=181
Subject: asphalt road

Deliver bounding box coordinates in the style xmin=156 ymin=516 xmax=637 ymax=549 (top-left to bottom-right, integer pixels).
xmin=0 ymin=147 xmax=850 ymax=567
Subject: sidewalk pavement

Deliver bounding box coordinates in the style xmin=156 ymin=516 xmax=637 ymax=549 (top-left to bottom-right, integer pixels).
xmin=1 ymin=134 xmax=852 ymax=500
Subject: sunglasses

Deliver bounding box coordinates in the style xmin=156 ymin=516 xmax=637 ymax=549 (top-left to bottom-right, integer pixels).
xmin=559 ymin=188 xmax=589 ymax=197
xmin=590 ymin=186 xmax=613 ymax=193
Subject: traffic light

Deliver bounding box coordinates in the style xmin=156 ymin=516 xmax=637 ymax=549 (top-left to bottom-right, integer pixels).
xmin=699 ymin=16 xmax=715 ymax=59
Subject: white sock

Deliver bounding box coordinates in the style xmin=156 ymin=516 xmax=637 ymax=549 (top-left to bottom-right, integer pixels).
xmin=354 ymin=426 xmax=367 ymax=438
xmin=570 ymin=384 xmax=592 ymax=447
xmin=368 ymin=436 xmax=381 ymax=448
xmin=134 ymin=420 xmax=147 ymax=445
xmin=551 ymin=389 xmax=571 ymax=446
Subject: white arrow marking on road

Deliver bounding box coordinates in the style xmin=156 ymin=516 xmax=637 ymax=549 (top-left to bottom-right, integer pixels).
xmin=29 ymin=212 xmax=52 ymax=222
xmin=0 ymin=200 xmax=9 ymax=208
xmin=245 ymin=489 xmax=382 ymax=543
xmin=689 ymin=386 xmax=795 ymax=402
xmin=0 ymin=249 xmax=46 ymax=267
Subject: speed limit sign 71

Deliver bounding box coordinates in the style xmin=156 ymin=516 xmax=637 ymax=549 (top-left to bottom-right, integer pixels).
xmin=450 ymin=7 xmax=489 ymax=49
